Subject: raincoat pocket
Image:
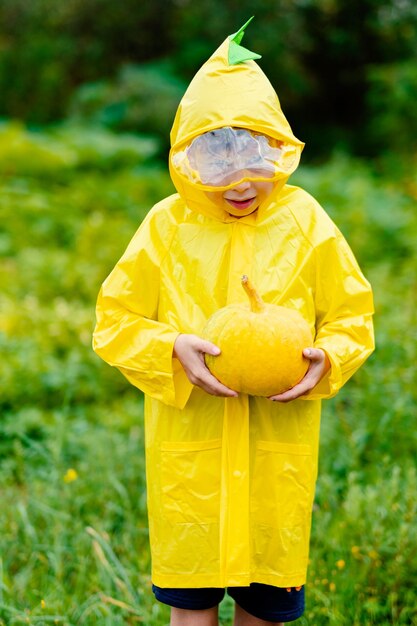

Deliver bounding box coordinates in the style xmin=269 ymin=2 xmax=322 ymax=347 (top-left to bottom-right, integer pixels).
xmin=251 ymin=441 xmax=313 ymax=528
xmin=161 ymin=439 xmax=222 ymax=524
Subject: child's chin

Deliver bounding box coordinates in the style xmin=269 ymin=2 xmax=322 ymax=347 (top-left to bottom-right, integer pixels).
xmin=226 ymin=204 xmax=259 ymax=217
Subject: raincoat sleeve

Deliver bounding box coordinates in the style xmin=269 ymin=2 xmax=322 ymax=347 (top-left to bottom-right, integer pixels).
xmin=307 ymin=227 xmax=375 ymax=399
xmin=92 ymin=205 xmax=193 ymax=409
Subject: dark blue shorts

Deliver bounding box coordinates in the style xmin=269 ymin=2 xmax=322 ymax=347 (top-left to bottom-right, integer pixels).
xmin=152 ymin=583 xmax=305 ymax=622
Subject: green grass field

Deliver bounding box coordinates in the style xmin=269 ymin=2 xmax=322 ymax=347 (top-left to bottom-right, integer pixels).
xmin=1 ymin=121 xmax=416 ymax=625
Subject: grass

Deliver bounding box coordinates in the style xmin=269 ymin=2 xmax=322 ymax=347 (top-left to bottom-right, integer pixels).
xmin=1 ymin=122 xmax=417 ymax=625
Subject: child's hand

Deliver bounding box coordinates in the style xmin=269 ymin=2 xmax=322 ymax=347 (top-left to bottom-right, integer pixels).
xmin=173 ymin=334 xmax=238 ymax=397
xmin=268 ymin=348 xmax=330 ymax=403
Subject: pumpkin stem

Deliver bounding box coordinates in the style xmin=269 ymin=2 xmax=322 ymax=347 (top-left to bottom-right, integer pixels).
xmin=241 ymin=275 xmax=265 ymax=313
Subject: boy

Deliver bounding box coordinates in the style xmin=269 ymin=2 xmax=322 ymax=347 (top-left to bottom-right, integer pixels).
xmin=93 ymin=19 xmax=374 ymax=626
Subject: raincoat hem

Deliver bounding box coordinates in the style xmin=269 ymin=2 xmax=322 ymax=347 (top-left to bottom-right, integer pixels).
xmin=151 ymin=572 xmax=307 ymax=588
xmin=250 ymin=573 xmax=307 ymax=587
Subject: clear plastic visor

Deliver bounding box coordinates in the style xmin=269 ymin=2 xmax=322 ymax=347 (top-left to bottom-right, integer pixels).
xmin=171 ymin=127 xmax=298 ymax=189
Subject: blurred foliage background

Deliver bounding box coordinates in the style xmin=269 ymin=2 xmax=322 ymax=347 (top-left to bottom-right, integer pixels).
xmin=1 ymin=1 xmax=417 ymax=625
xmin=1 ymin=0 xmax=417 ymax=157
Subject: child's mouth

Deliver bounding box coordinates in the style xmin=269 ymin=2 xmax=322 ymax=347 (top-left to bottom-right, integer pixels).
xmin=225 ymin=197 xmax=256 ymax=210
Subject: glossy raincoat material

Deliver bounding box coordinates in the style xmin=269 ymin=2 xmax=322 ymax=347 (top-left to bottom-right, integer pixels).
xmin=93 ymin=34 xmax=375 ymax=589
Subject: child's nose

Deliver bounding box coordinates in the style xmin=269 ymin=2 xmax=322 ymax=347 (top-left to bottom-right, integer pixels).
xmin=231 ymin=180 xmax=251 ymax=192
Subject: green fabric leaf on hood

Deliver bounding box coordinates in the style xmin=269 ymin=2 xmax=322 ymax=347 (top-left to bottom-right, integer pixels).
xmin=228 ymin=16 xmax=262 ymax=65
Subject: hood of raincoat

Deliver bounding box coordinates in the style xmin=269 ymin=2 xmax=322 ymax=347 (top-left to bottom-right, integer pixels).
xmin=169 ymin=32 xmax=304 ymax=221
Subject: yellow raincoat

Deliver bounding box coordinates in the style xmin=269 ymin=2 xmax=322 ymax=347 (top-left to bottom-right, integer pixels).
xmin=93 ymin=31 xmax=374 ymax=589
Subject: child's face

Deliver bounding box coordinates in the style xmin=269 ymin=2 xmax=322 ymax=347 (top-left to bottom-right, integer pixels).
xmin=173 ymin=128 xmax=283 ymax=216
xmin=206 ymin=179 xmax=275 ymax=216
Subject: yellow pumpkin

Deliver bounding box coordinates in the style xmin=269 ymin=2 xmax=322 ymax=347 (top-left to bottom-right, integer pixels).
xmin=203 ymin=276 xmax=313 ymax=396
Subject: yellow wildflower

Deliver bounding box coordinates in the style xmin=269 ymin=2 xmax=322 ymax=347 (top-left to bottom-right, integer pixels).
xmin=63 ymin=468 xmax=78 ymax=483
xmin=368 ymin=549 xmax=379 ymax=560
xmin=41 ymin=600 xmax=46 ymax=609
xmin=351 ymin=545 xmax=360 ymax=556
xmin=329 ymin=582 xmax=336 ymax=592
xmin=336 ymin=559 xmax=345 ymax=569
xmin=321 ymin=578 xmax=329 ymax=586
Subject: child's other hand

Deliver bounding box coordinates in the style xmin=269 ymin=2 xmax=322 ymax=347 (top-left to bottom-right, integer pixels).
xmin=268 ymin=348 xmax=330 ymax=403
xmin=173 ymin=334 xmax=238 ymax=397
